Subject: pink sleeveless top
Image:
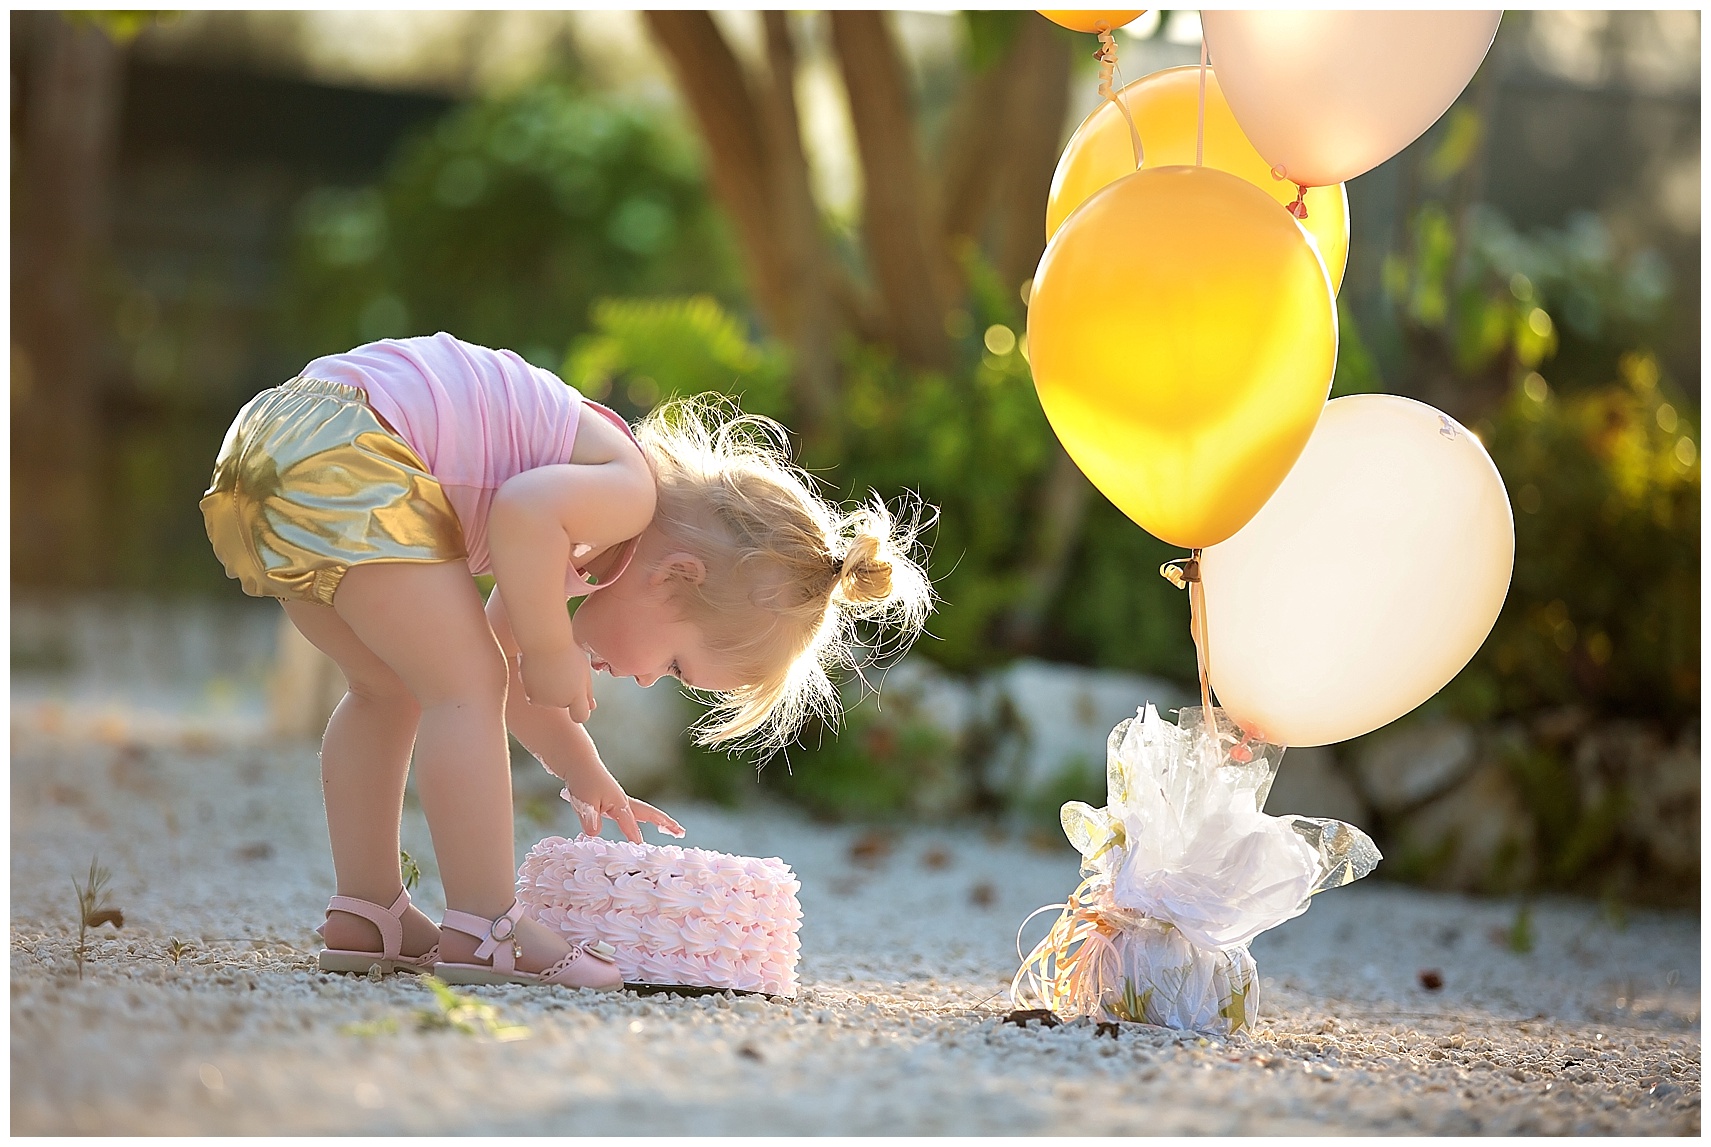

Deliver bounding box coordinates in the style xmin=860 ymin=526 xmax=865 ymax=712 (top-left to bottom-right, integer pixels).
xmin=301 ymin=332 xmax=637 ymax=595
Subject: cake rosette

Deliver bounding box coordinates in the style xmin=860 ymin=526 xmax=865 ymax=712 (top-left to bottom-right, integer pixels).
xmin=517 ymin=835 xmax=802 ymax=997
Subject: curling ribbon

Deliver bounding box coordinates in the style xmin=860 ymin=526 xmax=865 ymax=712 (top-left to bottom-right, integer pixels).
xmin=1011 ymin=876 xmax=1131 ymax=1019
xmin=1095 ymin=26 xmax=1145 ymax=170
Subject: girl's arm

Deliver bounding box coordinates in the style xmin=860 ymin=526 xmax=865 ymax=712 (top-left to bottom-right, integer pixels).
xmin=486 ymin=588 xmax=684 ymax=843
xmin=486 ymin=425 xmax=656 ymax=718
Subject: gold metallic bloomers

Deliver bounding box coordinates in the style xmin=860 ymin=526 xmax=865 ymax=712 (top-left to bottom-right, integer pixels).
xmin=200 ymin=377 xmax=466 ymax=606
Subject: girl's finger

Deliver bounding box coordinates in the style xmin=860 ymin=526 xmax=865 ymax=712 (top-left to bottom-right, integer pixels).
xmin=613 ymin=800 xmax=643 ymax=844
xmin=631 ymin=800 xmax=686 ymax=838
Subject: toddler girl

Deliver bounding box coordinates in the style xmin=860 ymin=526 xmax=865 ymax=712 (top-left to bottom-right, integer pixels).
xmin=201 ymin=332 xmax=931 ymax=989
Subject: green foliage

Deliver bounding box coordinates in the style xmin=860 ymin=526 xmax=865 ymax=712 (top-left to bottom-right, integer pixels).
xmin=1379 ymin=200 xmax=1695 ymax=730
xmin=65 ymin=11 xmax=171 ymax=44
xmin=1382 ymin=203 xmax=1671 ymax=391
xmin=960 ymin=11 xmax=1028 ymax=72
xmin=1050 ymin=502 xmax=1198 ymax=683
xmin=564 ymin=295 xmax=790 ymax=419
xmin=399 ymin=850 xmax=420 ymax=893
xmin=280 ymin=79 xmax=742 ymax=367
xmin=686 ymin=689 xmax=961 ymax=822
xmin=1504 ymin=903 xmax=1535 ymax=955
xmin=1448 ymin=356 xmax=1699 ymax=726
xmin=1017 ymin=753 xmax=1105 ymax=833
xmin=414 ymin=977 xmax=530 ymax=1041
xmin=1329 ymin=299 xmax=1383 ymax=397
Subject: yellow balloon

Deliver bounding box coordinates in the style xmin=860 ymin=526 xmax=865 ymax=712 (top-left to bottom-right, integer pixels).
xmin=1028 ymin=166 xmax=1337 ymax=550
xmin=1046 ymin=66 xmax=1349 ymax=293
xmin=1038 ymin=10 xmax=1146 ymax=34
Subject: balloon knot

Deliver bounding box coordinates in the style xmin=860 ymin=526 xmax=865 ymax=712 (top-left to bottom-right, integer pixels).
xmin=1159 ymin=557 xmax=1200 ymax=590
xmin=1094 ymin=28 xmax=1118 ymax=99
xmin=1287 ymin=183 xmax=1309 ymax=220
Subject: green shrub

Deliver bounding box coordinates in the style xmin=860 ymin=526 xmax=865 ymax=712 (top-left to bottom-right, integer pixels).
xmin=683 ymin=690 xmax=962 ymax=822
xmin=1376 ymin=201 xmax=1696 ymax=730
xmin=564 ymin=295 xmax=790 ymax=420
xmin=279 ymin=79 xmax=742 ymax=368
xmin=1447 ymin=353 xmax=1699 ymax=726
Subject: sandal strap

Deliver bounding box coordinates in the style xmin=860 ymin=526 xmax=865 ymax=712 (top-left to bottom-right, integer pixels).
xmin=440 ymin=901 xmax=524 ymax=973
xmin=326 ymin=887 xmax=413 ymax=960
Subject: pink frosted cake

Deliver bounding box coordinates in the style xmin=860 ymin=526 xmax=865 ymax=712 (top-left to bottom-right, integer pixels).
xmin=517 ymin=836 xmax=802 ymax=997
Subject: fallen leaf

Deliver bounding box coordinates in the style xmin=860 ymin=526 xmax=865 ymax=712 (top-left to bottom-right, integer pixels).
xmin=848 ymin=830 xmax=893 ymax=867
xmin=1003 ymin=1008 xmax=1061 ymax=1029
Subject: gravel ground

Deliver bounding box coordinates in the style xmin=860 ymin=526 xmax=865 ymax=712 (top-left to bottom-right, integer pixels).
xmin=10 ymin=696 xmax=1701 ymax=1136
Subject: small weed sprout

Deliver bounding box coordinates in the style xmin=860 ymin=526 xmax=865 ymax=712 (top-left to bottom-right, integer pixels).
xmin=1508 ymin=903 xmax=1536 ymax=954
xmin=400 ymin=850 xmax=421 ymax=892
xmin=415 ymin=976 xmax=530 ymax=1041
xmin=71 ymin=855 xmax=121 ymax=980
xmin=167 ymin=937 xmax=193 ymax=966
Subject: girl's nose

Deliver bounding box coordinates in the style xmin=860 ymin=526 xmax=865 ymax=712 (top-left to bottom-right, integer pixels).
xmin=634 ymin=671 xmax=662 ymax=688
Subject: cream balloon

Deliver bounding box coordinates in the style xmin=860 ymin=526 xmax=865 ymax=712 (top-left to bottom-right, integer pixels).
xmin=1201 ymin=10 xmax=1501 ymax=188
xmin=1199 ymin=395 xmax=1514 ymax=747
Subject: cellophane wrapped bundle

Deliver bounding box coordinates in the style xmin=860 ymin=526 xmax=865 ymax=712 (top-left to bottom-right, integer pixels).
xmin=1012 ymin=704 xmax=1380 ymax=1034
xmin=518 ymin=836 xmax=802 ymax=996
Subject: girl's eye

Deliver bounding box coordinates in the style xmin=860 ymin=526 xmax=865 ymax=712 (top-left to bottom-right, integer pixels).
xmin=669 ymin=661 xmax=682 ymax=679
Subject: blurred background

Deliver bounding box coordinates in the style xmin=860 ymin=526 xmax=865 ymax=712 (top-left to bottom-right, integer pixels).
xmin=10 ymin=10 xmax=1699 ymax=906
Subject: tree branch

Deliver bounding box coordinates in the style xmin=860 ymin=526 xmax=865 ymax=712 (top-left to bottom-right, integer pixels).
xmin=643 ymin=12 xmax=791 ymax=339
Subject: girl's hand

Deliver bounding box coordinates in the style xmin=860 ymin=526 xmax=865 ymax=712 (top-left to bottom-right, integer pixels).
xmin=561 ymin=766 xmax=686 ymax=843
xmin=519 ymin=645 xmax=596 ymax=722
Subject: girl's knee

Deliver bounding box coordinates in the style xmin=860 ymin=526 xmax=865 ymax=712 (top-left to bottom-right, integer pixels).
xmin=344 ymin=667 xmax=421 ymax=716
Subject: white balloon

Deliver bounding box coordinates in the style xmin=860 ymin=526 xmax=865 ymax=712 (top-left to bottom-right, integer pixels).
xmin=1199 ymin=395 xmax=1514 ymax=747
xmin=1202 ymin=10 xmax=1502 ymax=188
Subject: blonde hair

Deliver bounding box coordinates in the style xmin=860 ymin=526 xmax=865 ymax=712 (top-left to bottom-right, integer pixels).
xmin=634 ymin=394 xmax=934 ymax=754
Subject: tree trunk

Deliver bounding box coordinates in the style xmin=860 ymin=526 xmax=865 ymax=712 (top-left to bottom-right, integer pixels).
xmin=760 ymin=12 xmax=840 ymax=455
xmin=991 ymin=17 xmax=1074 ymax=294
xmin=644 ymin=12 xmax=792 ymax=342
xmin=12 ymin=13 xmax=124 ymax=588
xmin=829 ymin=11 xmax=953 ymax=370
xmin=646 ymin=11 xmax=844 ymax=450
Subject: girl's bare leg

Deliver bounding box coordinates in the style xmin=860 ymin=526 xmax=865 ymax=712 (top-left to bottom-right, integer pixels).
xmin=281 ymin=600 xmax=439 ymax=958
xmin=329 ymin=559 xmax=572 ymax=972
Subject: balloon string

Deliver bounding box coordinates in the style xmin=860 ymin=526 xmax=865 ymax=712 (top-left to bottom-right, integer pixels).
xmin=1188 ymin=549 xmax=1216 ymax=741
xmin=1196 ymin=36 xmax=1208 ymax=167
xmin=1095 ymin=27 xmax=1144 ymax=170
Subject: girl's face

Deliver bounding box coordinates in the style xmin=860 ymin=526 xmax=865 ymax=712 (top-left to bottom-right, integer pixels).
xmin=572 ymin=548 xmax=749 ymax=693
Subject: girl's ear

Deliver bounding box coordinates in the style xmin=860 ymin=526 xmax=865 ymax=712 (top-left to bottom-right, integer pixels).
xmin=649 ymin=551 xmax=707 ymax=587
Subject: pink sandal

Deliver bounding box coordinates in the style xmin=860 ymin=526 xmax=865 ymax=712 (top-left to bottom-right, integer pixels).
xmin=436 ymin=900 xmax=623 ymax=991
xmin=316 ymin=888 xmax=440 ymax=976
